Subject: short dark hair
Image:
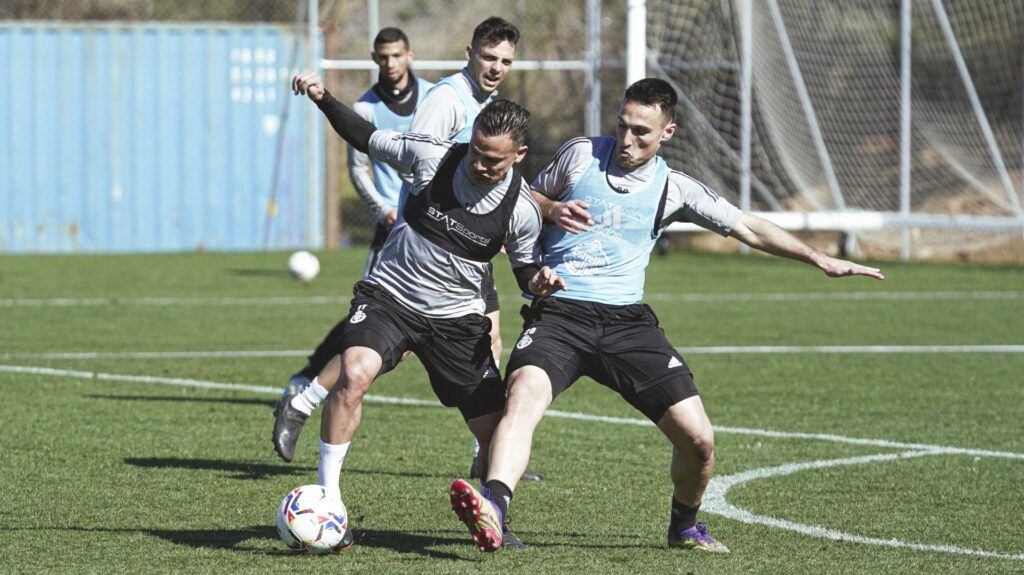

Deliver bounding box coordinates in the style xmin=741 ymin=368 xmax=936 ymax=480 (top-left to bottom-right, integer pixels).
xmin=373 ymin=27 xmax=410 ymax=49
xmin=475 ymin=99 xmax=530 ymax=145
xmin=624 ymin=78 xmax=678 ymax=122
xmin=472 ymin=16 xmax=520 ymax=49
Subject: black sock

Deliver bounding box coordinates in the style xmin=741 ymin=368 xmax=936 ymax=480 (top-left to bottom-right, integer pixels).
xmin=670 ymin=498 xmax=700 ymax=531
xmin=484 ymin=480 xmax=513 ymax=527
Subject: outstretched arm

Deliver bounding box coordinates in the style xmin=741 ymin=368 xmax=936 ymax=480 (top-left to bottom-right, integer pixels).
xmin=729 ymin=213 xmax=885 ymax=279
xmin=292 ymin=71 xmax=376 ymax=154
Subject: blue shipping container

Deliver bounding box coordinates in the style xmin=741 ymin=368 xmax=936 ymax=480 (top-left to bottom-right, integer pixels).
xmin=0 ymin=22 xmax=323 ymax=253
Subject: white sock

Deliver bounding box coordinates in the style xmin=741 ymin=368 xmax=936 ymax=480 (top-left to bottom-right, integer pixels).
xmin=290 ymin=378 xmax=328 ymax=415
xmin=317 ymin=440 xmax=350 ymax=501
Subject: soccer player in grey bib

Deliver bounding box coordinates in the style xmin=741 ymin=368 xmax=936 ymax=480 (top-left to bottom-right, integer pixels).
xmin=282 ymin=69 xmax=565 ymax=550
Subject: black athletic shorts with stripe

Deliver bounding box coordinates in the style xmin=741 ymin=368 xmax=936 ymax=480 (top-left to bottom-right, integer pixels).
xmin=337 ymin=281 xmax=505 ymax=420
xmin=505 ymin=296 xmax=699 ymax=422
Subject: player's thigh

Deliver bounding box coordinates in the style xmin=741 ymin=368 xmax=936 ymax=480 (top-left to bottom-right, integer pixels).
xmin=506 ymin=312 xmax=593 ymax=401
xmin=655 ymin=394 xmax=713 ymax=450
xmin=600 ymin=316 xmax=694 ymax=395
xmin=337 ymin=282 xmax=414 ymax=375
xmin=593 ymin=320 xmax=700 ymax=422
xmin=415 ymin=313 xmax=504 ymax=419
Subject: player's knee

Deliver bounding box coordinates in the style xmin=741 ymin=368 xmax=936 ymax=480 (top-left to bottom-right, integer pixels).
xmin=506 ymin=368 xmax=552 ymax=409
xmin=331 ymin=357 xmax=375 ymax=402
xmin=342 ymin=363 xmax=374 ymax=389
xmin=688 ymin=428 xmax=715 ymax=463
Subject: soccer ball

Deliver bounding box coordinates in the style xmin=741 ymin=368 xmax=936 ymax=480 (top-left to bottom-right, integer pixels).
xmin=275 ymin=484 xmax=349 ymax=554
xmin=288 ymin=250 xmax=320 ymax=283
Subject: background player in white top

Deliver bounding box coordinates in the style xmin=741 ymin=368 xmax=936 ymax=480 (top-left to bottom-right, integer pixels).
xmin=449 ymin=79 xmax=884 ymax=553
xmin=283 ymin=72 xmax=564 ymax=550
xmin=275 ymin=28 xmax=433 ymax=425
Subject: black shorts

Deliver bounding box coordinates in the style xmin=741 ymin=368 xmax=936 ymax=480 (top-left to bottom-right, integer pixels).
xmin=505 ymin=296 xmax=699 ymax=422
xmin=336 ymin=281 xmax=506 ymax=420
xmin=482 ymin=263 xmax=500 ymax=315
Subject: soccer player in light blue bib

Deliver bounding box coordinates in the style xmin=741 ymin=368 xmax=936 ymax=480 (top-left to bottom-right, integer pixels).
xmin=450 ymin=79 xmax=885 ymax=553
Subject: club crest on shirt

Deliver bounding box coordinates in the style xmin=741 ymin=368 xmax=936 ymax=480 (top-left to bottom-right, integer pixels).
xmin=350 ymin=304 xmax=368 ymax=324
xmin=516 ymin=327 xmax=537 ymax=349
xmin=564 ymin=239 xmax=609 ymax=276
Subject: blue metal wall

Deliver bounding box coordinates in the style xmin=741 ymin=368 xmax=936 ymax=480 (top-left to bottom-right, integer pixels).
xmin=0 ymin=22 xmax=323 ymax=253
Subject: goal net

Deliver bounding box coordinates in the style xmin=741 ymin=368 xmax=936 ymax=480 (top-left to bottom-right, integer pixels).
xmin=647 ymin=0 xmax=1023 ymax=259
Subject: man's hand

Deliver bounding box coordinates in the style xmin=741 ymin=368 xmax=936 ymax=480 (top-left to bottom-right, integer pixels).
xmin=383 ymin=209 xmax=398 ymax=227
xmin=550 ymin=199 xmax=593 ymax=234
xmin=292 ymin=71 xmax=325 ymax=102
xmin=815 ymin=255 xmax=885 ymax=280
xmin=527 ymin=266 xmax=567 ymax=297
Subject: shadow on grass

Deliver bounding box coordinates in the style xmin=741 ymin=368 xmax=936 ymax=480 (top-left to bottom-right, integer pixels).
xmin=46 ymin=525 xmax=470 ymax=559
xmin=17 ymin=525 xmax=650 ymax=556
xmin=124 ymin=457 xmax=451 ymax=481
xmin=125 ymin=457 xmax=311 ymax=480
xmin=87 ymin=394 xmax=276 ymax=408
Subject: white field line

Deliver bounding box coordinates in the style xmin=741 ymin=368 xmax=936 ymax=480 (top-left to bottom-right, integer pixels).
xmin=0 ymin=295 xmax=351 ymax=307
xmin=3 ymin=362 xmax=1022 ymax=560
xmin=0 ymin=350 xmax=312 ymax=360
xmin=2 ymin=364 xmax=1023 ymax=463
xmin=4 ymin=344 xmax=1024 ymax=362
xmin=704 ymin=450 xmax=1024 ymax=561
xmin=644 ymin=290 xmax=1024 ymax=302
xmin=675 ymin=345 xmax=1024 ymax=354
xmin=2 ymin=290 xmax=1022 ymax=307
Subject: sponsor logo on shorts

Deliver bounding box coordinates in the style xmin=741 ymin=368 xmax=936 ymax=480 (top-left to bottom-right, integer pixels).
xmin=350 ymin=304 xmax=368 ymax=324
xmin=516 ymin=327 xmax=537 ymax=350
xmin=483 ymin=366 xmax=498 ymax=379
xmin=668 ymin=356 xmax=683 ymax=368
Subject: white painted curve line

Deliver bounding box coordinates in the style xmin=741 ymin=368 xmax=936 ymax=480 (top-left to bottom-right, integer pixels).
xmin=676 ymin=345 xmax=1024 ymax=354
xmin=704 ymin=450 xmax=1024 ymax=561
